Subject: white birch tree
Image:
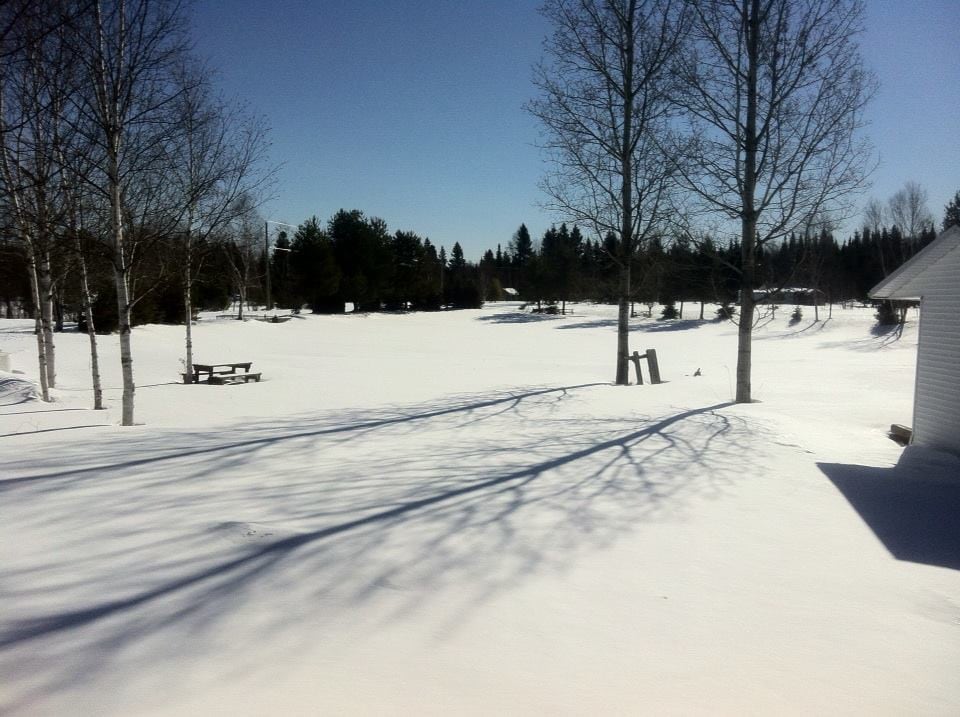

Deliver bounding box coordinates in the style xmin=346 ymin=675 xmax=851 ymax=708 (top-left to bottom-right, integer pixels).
xmin=167 ymin=64 xmax=272 ymax=375
xmin=71 ymin=0 xmax=189 ymax=425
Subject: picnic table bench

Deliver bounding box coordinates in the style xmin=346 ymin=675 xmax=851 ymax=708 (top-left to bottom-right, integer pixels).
xmin=184 ymin=362 xmax=261 ymax=384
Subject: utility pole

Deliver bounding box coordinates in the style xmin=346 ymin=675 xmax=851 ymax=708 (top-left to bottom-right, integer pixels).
xmin=263 ymin=219 xmax=298 ymax=312
xmin=264 ymin=221 xmax=271 ymax=312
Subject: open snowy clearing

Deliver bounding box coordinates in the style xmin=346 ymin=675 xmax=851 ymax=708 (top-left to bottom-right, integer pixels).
xmin=1 ymin=303 xmax=958 ymax=715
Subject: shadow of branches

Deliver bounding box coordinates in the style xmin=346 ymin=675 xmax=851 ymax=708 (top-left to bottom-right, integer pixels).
xmin=0 ymin=383 xmax=755 ymax=713
xmin=476 ymin=311 xmax=562 ymax=324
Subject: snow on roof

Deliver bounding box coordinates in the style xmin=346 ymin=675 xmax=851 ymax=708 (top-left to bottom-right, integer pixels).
xmin=870 ymin=226 xmax=960 ymax=299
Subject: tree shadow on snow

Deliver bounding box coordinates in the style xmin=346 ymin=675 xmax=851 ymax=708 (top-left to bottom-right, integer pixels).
xmin=554 ymin=318 xmax=619 ymax=330
xmin=0 ymin=384 xmax=749 ymax=713
xmin=819 ymin=447 xmax=960 ymax=571
xmin=0 ymin=424 xmax=112 ymax=439
xmin=754 ymin=318 xmax=831 ymax=341
xmin=642 ymin=319 xmax=707 ymax=333
xmin=817 ymin=323 xmax=908 ymax=352
xmin=476 ymin=311 xmax=562 ymax=324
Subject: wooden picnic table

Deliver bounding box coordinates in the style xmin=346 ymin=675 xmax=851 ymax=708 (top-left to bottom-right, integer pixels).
xmin=189 ymin=362 xmax=254 ymax=384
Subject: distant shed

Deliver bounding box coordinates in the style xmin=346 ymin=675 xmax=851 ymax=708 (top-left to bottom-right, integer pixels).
xmin=870 ymin=226 xmax=960 ymax=454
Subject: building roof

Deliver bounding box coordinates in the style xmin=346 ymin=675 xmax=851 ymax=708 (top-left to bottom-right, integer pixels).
xmin=870 ymin=226 xmax=960 ymax=300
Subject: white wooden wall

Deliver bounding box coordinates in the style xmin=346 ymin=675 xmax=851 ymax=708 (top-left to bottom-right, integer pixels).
xmin=913 ymin=248 xmax=960 ymax=454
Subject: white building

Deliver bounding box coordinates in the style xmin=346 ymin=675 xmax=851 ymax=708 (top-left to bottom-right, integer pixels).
xmin=870 ymin=226 xmax=960 ymax=454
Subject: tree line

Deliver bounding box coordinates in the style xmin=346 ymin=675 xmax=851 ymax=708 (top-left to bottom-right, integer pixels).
xmin=479 ymin=214 xmax=943 ymax=318
xmin=270 ymin=210 xmax=483 ymax=313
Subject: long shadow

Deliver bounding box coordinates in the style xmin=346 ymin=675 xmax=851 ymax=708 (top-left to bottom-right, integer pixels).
xmin=0 ymin=383 xmax=605 ymax=489
xmin=819 ymin=447 xmax=960 ymax=571
xmin=0 ymin=407 xmax=92 ymax=415
xmin=555 ymin=317 xmax=704 ymax=332
xmin=476 ymin=312 xmax=562 ymax=324
xmin=818 ymin=324 xmax=909 ymax=352
xmin=0 ymin=400 xmax=733 ymax=650
xmin=0 ymin=424 xmax=111 ymax=439
xmin=870 ymin=322 xmax=902 ymax=338
xmin=754 ymin=318 xmax=831 ymax=341
xmin=555 ymin=318 xmax=619 ymax=330
xmin=642 ymin=319 xmax=707 ymax=333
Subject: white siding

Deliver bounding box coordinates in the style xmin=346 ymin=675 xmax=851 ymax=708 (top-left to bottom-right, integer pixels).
xmin=912 ymin=246 xmax=960 ymax=454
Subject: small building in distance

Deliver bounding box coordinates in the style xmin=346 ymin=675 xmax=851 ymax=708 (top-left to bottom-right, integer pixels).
xmin=870 ymin=226 xmax=960 ymax=455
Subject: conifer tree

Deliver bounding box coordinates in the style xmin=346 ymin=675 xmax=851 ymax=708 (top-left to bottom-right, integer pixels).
xmin=290 ymin=217 xmax=340 ymax=312
xmin=943 ymin=190 xmax=960 ymax=230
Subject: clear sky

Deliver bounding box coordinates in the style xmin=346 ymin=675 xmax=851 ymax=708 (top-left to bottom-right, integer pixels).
xmin=191 ymin=0 xmax=959 ymax=260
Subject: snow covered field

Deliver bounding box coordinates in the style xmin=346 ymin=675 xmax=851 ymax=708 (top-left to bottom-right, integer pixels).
xmin=1 ymin=302 xmax=958 ymax=715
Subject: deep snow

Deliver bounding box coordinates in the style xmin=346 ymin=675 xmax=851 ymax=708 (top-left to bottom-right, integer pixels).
xmin=1 ymin=302 xmax=958 ymax=715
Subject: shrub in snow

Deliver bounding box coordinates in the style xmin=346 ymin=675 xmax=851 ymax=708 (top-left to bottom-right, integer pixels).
xmin=716 ymin=302 xmax=736 ymax=321
xmin=660 ymin=302 xmax=678 ymax=320
xmin=790 ymin=306 xmax=803 ymax=324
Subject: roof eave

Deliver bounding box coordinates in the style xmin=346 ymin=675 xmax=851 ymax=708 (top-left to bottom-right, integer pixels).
xmin=869 ymin=226 xmax=960 ymax=300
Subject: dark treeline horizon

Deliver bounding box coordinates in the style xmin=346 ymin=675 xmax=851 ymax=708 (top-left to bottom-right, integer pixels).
xmin=478 ymin=221 xmax=941 ymax=316
xmin=0 ymin=206 xmax=948 ymax=329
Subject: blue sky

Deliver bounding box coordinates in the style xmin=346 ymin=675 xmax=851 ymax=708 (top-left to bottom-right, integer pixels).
xmin=191 ymin=0 xmax=959 ymax=260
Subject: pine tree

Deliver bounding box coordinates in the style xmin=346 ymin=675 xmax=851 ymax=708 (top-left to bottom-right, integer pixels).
xmin=445 ymin=242 xmax=482 ymax=308
xmin=290 ymin=217 xmax=341 ymax=312
xmin=944 ymin=190 xmax=960 ymax=230
xmin=449 ymin=242 xmax=466 ymax=269
xmin=510 ymin=224 xmax=533 ymax=269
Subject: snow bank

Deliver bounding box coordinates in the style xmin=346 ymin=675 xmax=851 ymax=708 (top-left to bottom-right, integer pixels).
xmin=0 ymin=372 xmax=39 ymax=406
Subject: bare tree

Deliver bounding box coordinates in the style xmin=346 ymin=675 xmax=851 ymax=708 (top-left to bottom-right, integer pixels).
xmin=528 ymin=0 xmax=687 ymax=385
xmin=43 ymin=7 xmax=109 ymax=410
xmin=221 ymin=193 xmax=263 ymax=321
xmin=672 ymin=0 xmax=874 ymax=403
xmin=0 ymin=7 xmax=68 ymax=398
xmin=167 ymin=63 xmax=272 ymax=376
xmin=888 ymin=180 xmax=933 ymax=251
xmin=883 ymin=180 xmax=933 ymax=329
xmin=71 ymin=0 xmax=189 ymax=426
xmin=862 ymin=197 xmax=887 ymax=234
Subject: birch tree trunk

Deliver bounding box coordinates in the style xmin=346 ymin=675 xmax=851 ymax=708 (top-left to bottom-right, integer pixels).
xmin=236 ymin=280 xmax=245 ymax=320
xmin=27 ymin=250 xmax=51 ymax=402
xmin=109 ymin=160 xmax=136 ymax=425
xmin=38 ymin=250 xmax=56 ymax=388
xmin=0 ymin=134 xmax=51 ymax=401
xmin=183 ymin=233 xmax=194 ymax=375
xmin=75 ymin=237 xmax=104 ymax=409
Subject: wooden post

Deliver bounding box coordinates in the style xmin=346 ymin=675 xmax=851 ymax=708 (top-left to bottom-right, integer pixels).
xmin=645 ymin=349 xmax=662 ymax=384
xmin=630 ymin=351 xmax=644 ymax=384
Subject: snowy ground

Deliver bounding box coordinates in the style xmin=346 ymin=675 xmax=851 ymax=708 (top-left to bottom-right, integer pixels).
xmin=1 ymin=302 xmax=958 ymax=715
